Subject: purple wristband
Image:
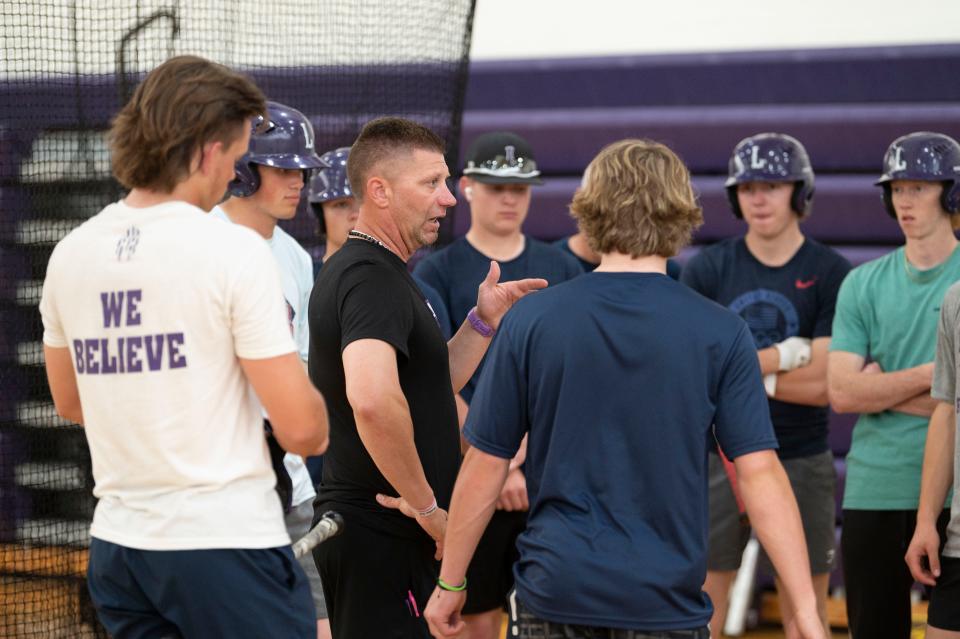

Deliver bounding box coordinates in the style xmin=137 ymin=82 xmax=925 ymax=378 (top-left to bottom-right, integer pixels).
xmin=467 ymin=307 xmax=495 ymax=338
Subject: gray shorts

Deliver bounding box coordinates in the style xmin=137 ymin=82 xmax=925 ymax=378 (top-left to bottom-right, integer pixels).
xmin=706 ymin=450 xmax=836 ymax=575
xmin=285 ymin=500 xmax=328 ymax=618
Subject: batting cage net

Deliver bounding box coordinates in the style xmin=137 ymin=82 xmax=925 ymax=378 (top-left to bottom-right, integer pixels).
xmin=0 ymin=1 xmax=475 ymax=635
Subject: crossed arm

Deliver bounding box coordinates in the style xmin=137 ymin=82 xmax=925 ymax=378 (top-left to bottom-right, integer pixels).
xmin=827 ymin=350 xmax=935 ymax=416
xmin=759 ymin=338 xmax=831 ymax=407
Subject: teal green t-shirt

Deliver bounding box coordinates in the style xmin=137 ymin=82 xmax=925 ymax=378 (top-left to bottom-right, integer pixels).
xmin=831 ymin=245 xmax=960 ymax=509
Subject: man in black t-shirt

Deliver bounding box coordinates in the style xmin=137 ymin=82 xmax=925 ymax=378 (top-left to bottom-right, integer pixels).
xmin=682 ymin=133 xmax=851 ymax=637
xmin=306 ymin=117 xmax=546 ymax=639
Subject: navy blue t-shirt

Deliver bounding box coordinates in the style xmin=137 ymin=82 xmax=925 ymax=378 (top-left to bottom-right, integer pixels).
xmin=413 ymin=236 xmax=583 ymax=401
xmin=681 ymin=237 xmax=851 ymax=458
xmin=464 ymin=272 xmax=777 ymax=630
xmin=553 ymin=236 xmax=683 ymax=280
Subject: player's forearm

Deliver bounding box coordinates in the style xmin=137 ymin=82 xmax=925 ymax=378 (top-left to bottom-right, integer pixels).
xmin=44 ymin=345 xmax=85 ymax=426
xmin=768 ymin=339 xmax=829 ymax=406
xmin=916 ymin=401 xmax=955 ymax=525
xmin=757 ymin=347 xmax=780 ymax=376
xmin=241 ymin=352 xmax=328 ymax=456
xmin=828 ymin=364 xmax=932 ymax=414
xmin=456 ymin=394 xmax=470 ymax=454
xmin=53 ymin=400 xmax=84 ymax=426
xmin=447 ymin=321 xmax=492 ymax=393
xmin=509 ymin=434 xmax=528 ymax=471
xmin=439 ymin=447 xmax=509 ymax=585
xmin=890 ymin=392 xmax=938 ymax=417
xmin=269 ymin=396 xmax=329 ymax=457
xmin=736 ymin=450 xmax=818 ymax=615
xmin=354 ymin=393 xmax=435 ymax=509
xmin=773 ymin=355 xmax=829 ymax=406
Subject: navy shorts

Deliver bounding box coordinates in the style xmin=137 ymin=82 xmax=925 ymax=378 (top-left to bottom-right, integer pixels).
xmin=87 ymin=538 xmax=315 ymax=639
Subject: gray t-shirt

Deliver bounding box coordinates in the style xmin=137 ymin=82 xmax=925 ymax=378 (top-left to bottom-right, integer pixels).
xmin=931 ymin=281 xmax=960 ymax=558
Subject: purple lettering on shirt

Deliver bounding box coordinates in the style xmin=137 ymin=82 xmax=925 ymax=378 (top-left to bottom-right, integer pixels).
xmin=117 ymin=337 xmax=125 ymax=373
xmin=126 ymin=335 xmax=143 ymax=373
xmin=84 ymin=338 xmax=100 ymax=374
xmin=73 ymin=340 xmax=84 ymax=374
xmin=100 ymin=291 xmax=124 ymax=328
xmin=167 ymin=333 xmax=187 ymax=369
xmin=144 ymin=334 xmax=165 ymax=371
xmin=99 ymin=338 xmax=118 ymax=374
xmin=126 ymin=289 xmax=142 ymax=326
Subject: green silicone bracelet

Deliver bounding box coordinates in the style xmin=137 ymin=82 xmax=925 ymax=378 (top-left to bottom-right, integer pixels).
xmin=437 ymin=577 xmax=467 ymax=592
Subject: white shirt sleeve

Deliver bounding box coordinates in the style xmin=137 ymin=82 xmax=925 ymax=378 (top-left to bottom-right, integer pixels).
xmin=294 ymin=249 xmax=313 ymax=362
xmin=229 ymin=239 xmax=297 ymax=360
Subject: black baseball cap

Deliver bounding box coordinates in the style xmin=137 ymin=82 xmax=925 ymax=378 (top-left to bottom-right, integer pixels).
xmin=462 ymin=131 xmax=543 ymax=185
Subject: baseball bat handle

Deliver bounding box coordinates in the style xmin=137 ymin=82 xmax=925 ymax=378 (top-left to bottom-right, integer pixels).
xmin=292 ymin=511 xmax=344 ymax=559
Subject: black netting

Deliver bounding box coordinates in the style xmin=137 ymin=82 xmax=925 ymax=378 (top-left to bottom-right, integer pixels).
xmin=0 ymin=2 xmax=475 ymax=635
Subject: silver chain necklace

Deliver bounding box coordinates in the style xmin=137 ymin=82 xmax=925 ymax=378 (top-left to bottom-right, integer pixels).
xmin=348 ymin=229 xmax=389 ymax=251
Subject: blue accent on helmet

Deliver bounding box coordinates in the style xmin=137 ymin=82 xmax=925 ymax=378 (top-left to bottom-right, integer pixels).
xmin=725 ymin=133 xmax=815 ymax=218
xmin=876 ymin=131 xmax=960 ymax=217
xmin=227 ymin=101 xmax=328 ymax=198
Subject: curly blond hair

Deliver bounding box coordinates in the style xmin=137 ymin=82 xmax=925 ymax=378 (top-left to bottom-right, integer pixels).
xmin=571 ymin=139 xmax=703 ymax=258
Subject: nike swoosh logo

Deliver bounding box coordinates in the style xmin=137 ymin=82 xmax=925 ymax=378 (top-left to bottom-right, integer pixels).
xmin=795 ymin=278 xmax=817 ymax=289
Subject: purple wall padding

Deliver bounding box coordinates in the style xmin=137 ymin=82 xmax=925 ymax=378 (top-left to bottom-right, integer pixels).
xmin=828 ymin=412 xmax=856 ymax=457
xmin=457 ymin=44 xmax=960 ymax=250
xmin=461 ymin=104 xmax=960 ymax=174
xmin=465 ymin=45 xmax=960 ymax=110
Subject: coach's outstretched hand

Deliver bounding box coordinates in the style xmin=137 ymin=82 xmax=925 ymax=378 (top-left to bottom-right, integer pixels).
xmin=425 ymin=586 xmax=467 ymax=638
xmin=376 ymin=494 xmax=447 ymax=560
xmin=475 ymin=260 xmax=548 ymax=330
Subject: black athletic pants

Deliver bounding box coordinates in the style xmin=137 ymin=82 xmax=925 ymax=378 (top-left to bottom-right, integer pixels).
xmin=841 ymin=509 xmax=949 ymax=639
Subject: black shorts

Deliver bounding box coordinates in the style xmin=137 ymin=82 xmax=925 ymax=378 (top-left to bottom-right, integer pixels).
xmin=929 ymin=556 xmax=960 ymax=632
xmin=312 ymin=510 xmax=437 ymax=639
xmin=463 ymin=509 xmax=527 ymax=614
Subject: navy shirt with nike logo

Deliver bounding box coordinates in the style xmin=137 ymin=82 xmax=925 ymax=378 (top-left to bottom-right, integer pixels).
xmin=682 ymin=237 xmax=852 ymax=458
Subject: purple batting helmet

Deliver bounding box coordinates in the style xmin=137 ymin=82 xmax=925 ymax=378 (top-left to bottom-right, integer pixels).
xmin=309 ymin=147 xmax=352 ymax=204
xmin=307 ymin=147 xmax=352 ymax=234
xmin=875 ymin=131 xmax=960 ymax=217
xmin=725 ymin=133 xmax=815 ymax=218
xmin=227 ymin=101 xmax=328 ymax=198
